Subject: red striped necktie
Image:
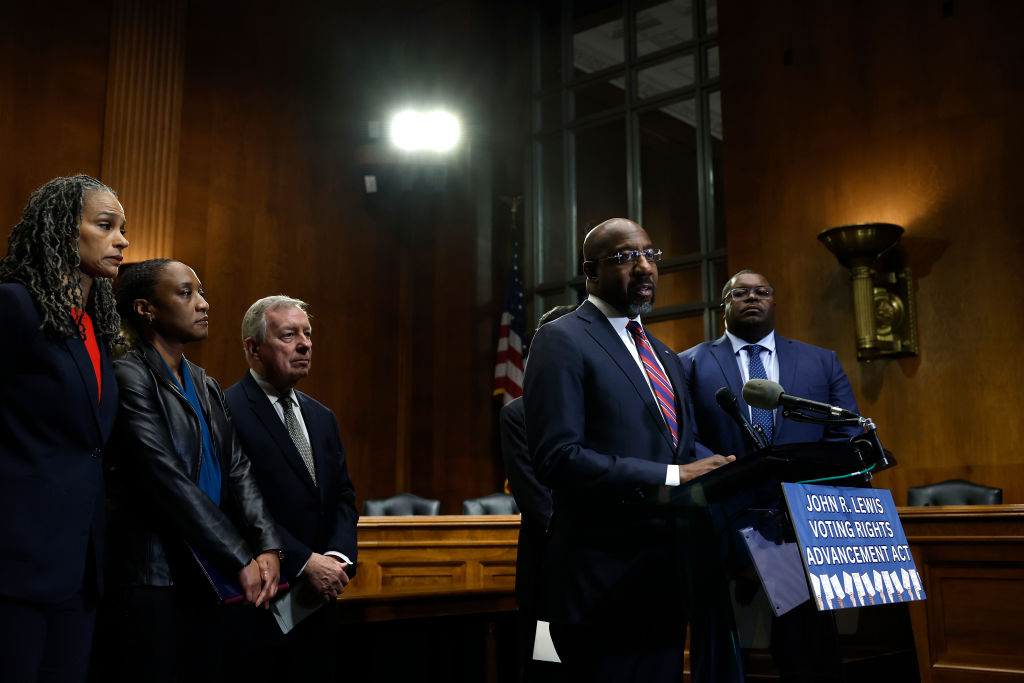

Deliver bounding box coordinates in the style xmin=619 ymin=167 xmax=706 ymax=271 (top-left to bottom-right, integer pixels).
xmin=626 ymin=321 xmax=679 ymax=449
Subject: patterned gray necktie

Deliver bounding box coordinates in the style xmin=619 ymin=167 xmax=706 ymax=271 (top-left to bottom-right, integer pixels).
xmin=279 ymin=395 xmax=317 ymax=485
xmin=744 ymin=344 xmax=774 ymax=443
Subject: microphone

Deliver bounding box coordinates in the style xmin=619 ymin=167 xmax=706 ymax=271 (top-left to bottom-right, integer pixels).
xmin=715 ymin=386 xmax=768 ymax=451
xmin=742 ymin=379 xmax=860 ymax=419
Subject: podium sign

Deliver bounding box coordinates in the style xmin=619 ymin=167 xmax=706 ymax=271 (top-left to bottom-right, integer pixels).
xmin=783 ymin=483 xmax=926 ymax=611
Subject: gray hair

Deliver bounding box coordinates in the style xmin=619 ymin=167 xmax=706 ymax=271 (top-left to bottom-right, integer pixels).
xmin=241 ymin=295 xmax=310 ymax=351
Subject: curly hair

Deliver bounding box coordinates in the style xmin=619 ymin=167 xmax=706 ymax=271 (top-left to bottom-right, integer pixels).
xmin=114 ymin=258 xmax=174 ymax=350
xmin=0 ymin=174 xmax=123 ymax=349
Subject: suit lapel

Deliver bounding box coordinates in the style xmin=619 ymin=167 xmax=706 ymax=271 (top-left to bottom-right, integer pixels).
xmin=578 ymin=303 xmax=677 ymax=455
xmin=96 ymin=337 xmax=118 ymax=432
xmin=774 ymin=335 xmax=797 ymax=439
xmin=64 ymin=328 xmax=102 ymax=439
xmin=241 ymin=373 xmax=318 ymax=495
xmin=709 ymin=336 xmax=747 ymax=409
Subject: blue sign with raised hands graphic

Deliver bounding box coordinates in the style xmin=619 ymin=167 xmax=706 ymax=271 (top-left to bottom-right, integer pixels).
xmin=783 ymin=483 xmax=926 ymax=611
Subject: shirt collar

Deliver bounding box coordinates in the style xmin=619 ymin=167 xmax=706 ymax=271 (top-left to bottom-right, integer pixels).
xmin=249 ymin=368 xmax=296 ymax=404
xmin=725 ymin=329 xmax=776 ymax=355
xmin=587 ymin=294 xmax=643 ymax=334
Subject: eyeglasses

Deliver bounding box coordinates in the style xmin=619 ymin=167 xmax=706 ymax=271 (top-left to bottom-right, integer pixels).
xmin=596 ymin=248 xmax=663 ymax=266
xmin=723 ymin=286 xmax=774 ymax=302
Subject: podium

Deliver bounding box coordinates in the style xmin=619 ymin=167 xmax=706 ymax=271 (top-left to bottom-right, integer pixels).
xmin=645 ymin=435 xmax=920 ymax=682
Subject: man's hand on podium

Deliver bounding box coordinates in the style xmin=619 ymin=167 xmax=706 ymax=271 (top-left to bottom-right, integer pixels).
xmin=678 ymin=454 xmax=736 ymax=483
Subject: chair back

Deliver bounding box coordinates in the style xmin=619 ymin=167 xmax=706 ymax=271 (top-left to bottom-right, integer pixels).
xmin=461 ymin=492 xmax=520 ymax=515
xmin=907 ymin=478 xmax=1002 ymax=506
xmin=362 ymin=492 xmax=442 ymax=516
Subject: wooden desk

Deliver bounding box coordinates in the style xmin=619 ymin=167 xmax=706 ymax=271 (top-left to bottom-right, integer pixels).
xmin=336 ymin=508 xmax=1024 ymax=683
xmin=900 ymin=504 xmax=1024 ymax=683
xmin=336 ymin=515 xmax=522 ymax=682
xmin=339 ymin=514 xmax=520 ymax=623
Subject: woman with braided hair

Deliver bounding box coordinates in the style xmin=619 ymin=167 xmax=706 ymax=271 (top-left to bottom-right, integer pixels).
xmin=0 ymin=174 xmax=128 ymax=682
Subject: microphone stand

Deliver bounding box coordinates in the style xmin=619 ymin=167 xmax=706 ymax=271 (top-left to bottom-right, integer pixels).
xmin=781 ymin=409 xmax=894 ymax=476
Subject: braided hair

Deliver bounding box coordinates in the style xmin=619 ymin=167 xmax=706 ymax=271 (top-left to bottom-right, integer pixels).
xmin=115 ymin=258 xmax=174 ymax=350
xmin=0 ymin=174 xmax=122 ymax=349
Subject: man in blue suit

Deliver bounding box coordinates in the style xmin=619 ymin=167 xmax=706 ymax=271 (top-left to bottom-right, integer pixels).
xmin=678 ymin=269 xmax=861 ymax=682
xmin=523 ymin=218 xmax=733 ymax=682
xmin=224 ymin=296 xmax=358 ymax=683
xmin=679 ymin=269 xmax=860 ymax=460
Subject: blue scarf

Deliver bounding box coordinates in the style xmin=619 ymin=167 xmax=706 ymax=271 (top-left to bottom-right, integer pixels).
xmin=161 ymin=355 xmax=222 ymax=506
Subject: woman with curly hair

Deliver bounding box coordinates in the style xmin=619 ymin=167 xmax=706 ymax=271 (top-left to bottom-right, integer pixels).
xmin=0 ymin=174 xmax=128 ymax=683
xmin=98 ymin=258 xmax=282 ymax=682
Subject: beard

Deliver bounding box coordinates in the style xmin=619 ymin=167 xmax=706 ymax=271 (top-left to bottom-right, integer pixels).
xmin=626 ymin=301 xmax=651 ymax=317
xmin=625 ymin=280 xmax=656 ymax=318
xmin=627 ymin=297 xmax=655 ymax=318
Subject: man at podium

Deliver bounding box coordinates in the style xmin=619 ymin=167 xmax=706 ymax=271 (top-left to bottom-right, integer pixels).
xmin=524 ymin=218 xmax=733 ymax=682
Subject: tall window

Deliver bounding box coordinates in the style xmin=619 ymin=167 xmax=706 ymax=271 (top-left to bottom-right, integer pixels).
xmin=528 ymin=0 xmax=726 ymax=349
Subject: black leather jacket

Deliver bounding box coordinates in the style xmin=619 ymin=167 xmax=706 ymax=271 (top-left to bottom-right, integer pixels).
xmin=105 ymin=342 xmax=283 ymax=589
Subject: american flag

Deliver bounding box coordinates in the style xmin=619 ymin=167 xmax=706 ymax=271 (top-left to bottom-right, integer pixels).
xmin=493 ymin=229 xmax=525 ymax=405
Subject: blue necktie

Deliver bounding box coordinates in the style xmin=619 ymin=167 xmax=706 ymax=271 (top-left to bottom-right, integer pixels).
xmin=744 ymin=344 xmax=774 ymax=443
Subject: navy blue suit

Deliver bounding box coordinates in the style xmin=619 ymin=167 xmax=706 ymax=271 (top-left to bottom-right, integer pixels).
xmin=0 ymin=283 xmax=118 ymax=681
xmin=679 ymin=333 xmax=860 ymax=682
xmin=225 ymin=372 xmax=357 ymax=579
xmin=679 ymin=334 xmax=860 ymax=460
xmin=523 ymin=300 xmax=695 ymax=680
xmin=223 ymin=371 xmax=358 ymax=682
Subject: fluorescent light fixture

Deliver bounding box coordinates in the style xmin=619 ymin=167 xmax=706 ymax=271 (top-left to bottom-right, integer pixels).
xmin=389 ymin=109 xmax=461 ymax=152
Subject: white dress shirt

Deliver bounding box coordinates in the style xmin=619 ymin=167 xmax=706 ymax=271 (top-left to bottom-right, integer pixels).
xmin=587 ymin=295 xmax=681 ymax=486
xmin=724 ymin=330 xmax=778 ymax=423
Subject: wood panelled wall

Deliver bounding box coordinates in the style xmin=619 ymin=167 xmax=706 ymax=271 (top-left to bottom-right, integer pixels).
xmin=5 ymin=0 xmax=1022 ymax=510
xmin=0 ymin=4 xmax=109 ymax=210
xmin=717 ymin=0 xmax=1024 ymax=503
xmin=100 ymin=0 xmax=186 ymax=263
xmin=0 ymin=0 xmax=531 ymax=513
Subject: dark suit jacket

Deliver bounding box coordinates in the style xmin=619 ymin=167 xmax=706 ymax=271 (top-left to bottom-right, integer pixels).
xmin=225 ymin=372 xmax=358 ymax=581
xmin=523 ymin=300 xmax=696 ymax=625
xmin=499 ymin=397 xmax=551 ymax=615
xmin=0 ymin=283 xmax=117 ymax=603
xmin=678 ymin=333 xmax=861 ymax=460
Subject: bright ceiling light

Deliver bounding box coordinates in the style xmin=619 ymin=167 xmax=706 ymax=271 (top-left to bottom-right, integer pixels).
xmin=390 ymin=110 xmax=461 ymax=152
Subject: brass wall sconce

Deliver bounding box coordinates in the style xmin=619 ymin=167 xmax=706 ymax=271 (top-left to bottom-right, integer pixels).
xmin=818 ymin=223 xmax=918 ymax=362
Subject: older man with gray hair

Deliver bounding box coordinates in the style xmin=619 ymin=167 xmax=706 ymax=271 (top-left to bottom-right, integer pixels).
xmin=223 ymin=295 xmax=358 ymax=683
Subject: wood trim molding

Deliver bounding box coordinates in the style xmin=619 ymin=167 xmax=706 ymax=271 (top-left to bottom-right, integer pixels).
xmin=100 ymin=0 xmax=186 ymax=262
xmin=343 ymin=515 xmax=519 ymax=599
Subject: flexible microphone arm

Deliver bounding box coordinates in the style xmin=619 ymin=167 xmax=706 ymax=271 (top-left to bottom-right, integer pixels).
xmin=782 ymin=409 xmax=866 ymax=427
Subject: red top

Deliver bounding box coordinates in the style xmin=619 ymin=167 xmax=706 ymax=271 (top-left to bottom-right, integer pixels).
xmin=73 ymin=308 xmax=102 ymax=401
